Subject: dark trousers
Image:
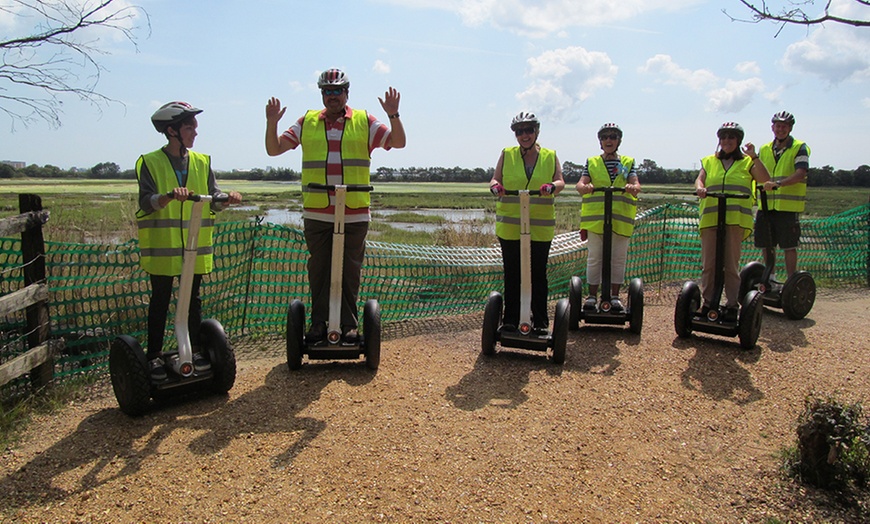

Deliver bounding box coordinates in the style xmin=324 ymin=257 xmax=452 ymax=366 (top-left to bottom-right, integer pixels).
xmin=303 ymin=218 xmax=368 ymax=330
xmin=147 ymin=273 xmax=202 ymax=359
xmin=499 ymin=238 xmax=551 ymax=328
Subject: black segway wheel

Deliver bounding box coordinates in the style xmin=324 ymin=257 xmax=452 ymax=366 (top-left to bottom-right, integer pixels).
xmin=568 ymin=276 xmax=584 ymax=330
xmin=739 ymin=261 xmax=765 ymax=298
xmin=781 ymin=271 xmax=816 ymax=320
xmin=201 ymin=319 xmax=236 ymax=393
xmin=627 ymin=278 xmax=644 ymax=335
xmin=675 ymin=281 xmax=700 ymax=338
xmin=109 ymin=335 xmax=152 ymax=416
xmin=286 ymin=300 xmax=305 ymax=371
xmin=738 ymin=290 xmax=764 ymax=350
xmin=550 ymin=298 xmax=569 ymax=365
xmin=363 ymin=299 xmax=381 ymax=370
xmin=481 ymin=291 xmax=502 ymax=356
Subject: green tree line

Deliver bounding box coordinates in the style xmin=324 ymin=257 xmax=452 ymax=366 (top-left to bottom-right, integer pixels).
xmin=2 ymin=160 xmax=870 ymax=187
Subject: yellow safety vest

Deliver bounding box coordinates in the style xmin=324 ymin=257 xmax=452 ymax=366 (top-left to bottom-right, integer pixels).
xmin=300 ymin=109 xmax=371 ymax=210
xmin=495 ymin=146 xmax=557 ymax=242
xmin=758 ymin=139 xmax=809 ymax=213
xmin=580 ymin=155 xmax=637 ymax=237
xmin=136 ymin=150 xmax=214 ymax=276
xmin=699 ymin=155 xmax=754 ymax=239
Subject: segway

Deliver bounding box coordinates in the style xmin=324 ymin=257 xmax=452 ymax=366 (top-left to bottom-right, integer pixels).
xmin=739 ymin=187 xmax=815 ymax=319
xmin=568 ymin=186 xmax=643 ymax=334
xmin=674 ymin=191 xmax=763 ymax=350
xmin=110 ymin=193 xmax=237 ymax=416
xmin=481 ymin=189 xmax=570 ymax=364
xmin=286 ymin=183 xmax=380 ymax=371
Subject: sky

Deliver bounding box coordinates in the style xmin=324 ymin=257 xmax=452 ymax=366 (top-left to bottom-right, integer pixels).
xmin=3 ymin=0 xmax=870 ymax=173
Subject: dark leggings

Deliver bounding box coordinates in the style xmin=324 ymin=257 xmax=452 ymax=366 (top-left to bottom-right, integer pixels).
xmin=147 ymin=273 xmax=203 ymax=359
xmin=499 ymin=238 xmax=551 ymax=328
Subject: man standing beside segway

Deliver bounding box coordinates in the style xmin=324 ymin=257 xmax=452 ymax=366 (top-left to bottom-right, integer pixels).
xmin=755 ymin=111 xmax=810 ymax=279
xmin=265 ymin=69 xmax=406 ymax=344
xmin=137 ymin=101 xmax=242 ymax=382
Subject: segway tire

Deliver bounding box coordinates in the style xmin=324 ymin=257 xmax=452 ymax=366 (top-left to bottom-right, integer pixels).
xmin=675 ymin=281 xmax=700 ymax=338
xmin=481 ymin=291 xmax=502 ymax=356
xmin=363 ymin=299 xmax=381 ymax=370
xmin=738 ymin=290 xmax=764 ymax=350
xmin=109 ymin=335 xmax=152 ymax=417
xmin=739 ymin=261 xmax=765 ymax=299
xmin=628 ymin=278 xmax=644 ymax=335
xmin=781 ymin=271 xmax=816 ymax=320
xmin=286 ymin=300 xmax=305 ymax=371
xmin=201 ymin=319 xmax=236 ymax=393
xmin=551 ymin=298 xmax=569 ymax=365
xmin=568 ymin=276 xmax=584 ymax=330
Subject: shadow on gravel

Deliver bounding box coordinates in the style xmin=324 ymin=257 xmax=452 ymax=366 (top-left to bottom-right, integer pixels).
xmin=673 ymin=336 xmax=764 ymax=405
xmin=445 ymin=352 xmax=552 ymax=411
xmin=0 ymin=363 xmax=373 ymax=509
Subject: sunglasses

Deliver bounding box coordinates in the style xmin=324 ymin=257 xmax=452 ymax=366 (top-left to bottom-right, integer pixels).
xmin=321 ymin=88 xmax=346 ymax=96
xmin=599 ymin=133 xmax=619 ymax=141
xmin=514 ymin=127 xmax=536 ymax=136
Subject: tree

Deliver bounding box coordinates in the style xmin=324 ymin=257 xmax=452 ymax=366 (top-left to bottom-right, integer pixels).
xmin=0 ymin=0 xmax=148 ymax=129
xmin=726 ymin=1 xmax=870 ymax=35
xmin=90 ymin=161 xmax=120 ymax=178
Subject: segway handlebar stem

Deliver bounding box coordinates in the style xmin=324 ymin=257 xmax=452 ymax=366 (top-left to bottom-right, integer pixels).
xmin=503 ymin=189 xmax=542 ymax=196
xmin=307 ymin=183 xmax=374 ymax=192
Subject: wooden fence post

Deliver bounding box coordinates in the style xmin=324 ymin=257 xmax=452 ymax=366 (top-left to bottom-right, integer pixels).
xmin=20 ymin=194 xmax=53 ymax=389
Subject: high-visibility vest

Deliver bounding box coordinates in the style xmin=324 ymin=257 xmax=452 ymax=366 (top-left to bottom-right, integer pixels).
xmin=300 ymin=109 xmax=371 ymax=210
xmin=699 ymin=155 xmax=754 ymax=239
xmin=135 ymin=150 xmax=213 ymax=276
xmin=495 ymin=146 xmax=557 ymax=242
xmin=580 ymin=155 xmax=637 ymax=237
xmin=758 ymin=139 xmax=809 ymax=212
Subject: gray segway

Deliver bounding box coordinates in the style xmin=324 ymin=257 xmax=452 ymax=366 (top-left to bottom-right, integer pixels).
xmin=286 ymin=183 xmax=380 ymax=371
xmin=110 ymin=193 xmax=236 ymax=416
xmin=674 ymin=191 xmax=763 ymax=350
xmin=739 ymin=187 xmax=815 ymax=320
xmin=568 ymin=186 xmax=643 ymax=334
xmin=481 ymin=189 xmax=569 ymax=364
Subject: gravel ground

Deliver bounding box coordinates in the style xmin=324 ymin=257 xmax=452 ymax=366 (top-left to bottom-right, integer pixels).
xmin=1 ymin=289 xmax=869 ymax=523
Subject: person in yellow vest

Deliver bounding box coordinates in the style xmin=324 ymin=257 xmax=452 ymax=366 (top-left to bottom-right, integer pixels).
xmin=694 ymin=122 xmax=770 ymax=322
xmin=489 ymin=112 xmax=565 ymax=335
xmin=137 ymin=101 xmax=242 ymax=382
xmin=755 ymin=111 xmax=810 ymax=278
xmin=265 ymin=68 xmax=406 ymax=343
xmin=575 ymin=123 xmax=641 ymax=312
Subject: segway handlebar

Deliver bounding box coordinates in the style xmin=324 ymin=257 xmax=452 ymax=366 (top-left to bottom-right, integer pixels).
xmin=503 ymin=189 xmax=542 ymax=196
xmin=307 ymin=183 xmax=374 ymax=192
xmin=164 ymin=191 xmax=231 ymax=203
xmin=589 ymin=186 xmax=626 ymax=194
xmin=700 ymin=191 xmax=750 ymax=200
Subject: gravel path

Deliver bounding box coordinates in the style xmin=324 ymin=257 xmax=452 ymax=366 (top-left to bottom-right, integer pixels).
xmin=1 ymin=289 xmax=869 ymax=523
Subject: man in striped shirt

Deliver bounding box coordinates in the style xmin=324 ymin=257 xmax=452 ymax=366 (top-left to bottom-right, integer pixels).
xmin=265 ymin=68 xmax=405 ymax=343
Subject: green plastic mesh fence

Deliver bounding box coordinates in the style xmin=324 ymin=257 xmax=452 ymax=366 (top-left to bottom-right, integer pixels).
xmin=1 ymin=202 xmax=868 ymax=388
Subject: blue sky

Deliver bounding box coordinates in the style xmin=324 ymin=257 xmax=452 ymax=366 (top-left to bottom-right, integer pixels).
xmin=3 ymin=0 xmax=870 ymax=173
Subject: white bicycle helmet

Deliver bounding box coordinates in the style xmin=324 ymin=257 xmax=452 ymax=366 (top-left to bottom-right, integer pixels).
xmin=510 ymin=112 xmax=540 ymax=131
xmin=151 ymin=101 xmax=202 ymax=133
xmin=717 ymin=121 xmax=744 ymax=141
xmin=771 ymin=111 xmax=795 ymax=125
xmin=317 ymin=68 xmax=350 ymax=89
xmin=598 ymin=123 xmax=623 ymax=139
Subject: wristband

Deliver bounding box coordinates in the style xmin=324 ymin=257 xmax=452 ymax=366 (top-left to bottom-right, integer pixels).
xmin=388 ymin=113 xmax=400 ymax=119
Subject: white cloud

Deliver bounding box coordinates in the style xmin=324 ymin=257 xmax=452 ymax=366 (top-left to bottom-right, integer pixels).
xmin=735 ymin=61 xmax=761 ymax=76
xmin=638 ymin=54 xmax=718 ymax=91
xmin=782 ymin=27 xmax=870 ymax=84
xmin=378 ymin=0 xmax=702 ymax=36
xmin=516 ymin=46 xmax=617 ymax=119
xmin=706 ymin=78 xmax=766 ymax=113
xmin=373 ymin=60 xmax=391 ymax=74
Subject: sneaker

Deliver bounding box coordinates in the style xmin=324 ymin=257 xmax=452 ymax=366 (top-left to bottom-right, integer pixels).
xmin=498 ymin=324 xmax=517 ymax=334
xmin=722 ymin=307 xmax=739 ymax=323
xmin=193 ymin=352 xmax=211 ymax=372
xmin=149 ymin=357 xmax=167 ymax=382
xmin=305 ymin=322 xmax=326 ymax=344
xmin=610 ymin=297 xmax=624 ymax=313
xmin=533 ymin=325 xmax=549 ymax=336
xmin=341 ymin=328 xmax=359 ymax=344
xmin=583 ymin=296 xmax=597 ymax=311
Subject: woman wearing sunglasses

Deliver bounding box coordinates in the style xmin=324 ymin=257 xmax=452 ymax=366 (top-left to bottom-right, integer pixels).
xmin=489 ymin=112 xmax=565 ymax=335
xmin=694 ymin=122 xmax=770 ymax=321
xmin=576 ymin=123 xmax=642 ymax=313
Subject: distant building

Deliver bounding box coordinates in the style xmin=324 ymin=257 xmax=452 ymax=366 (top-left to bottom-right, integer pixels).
xmin=1 ymin=160 xmax=25 ymax=169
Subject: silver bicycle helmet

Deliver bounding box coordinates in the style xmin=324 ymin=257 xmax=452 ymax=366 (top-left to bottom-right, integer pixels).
xmin=771 ymin=111 xmax=795 ymax=125
xmin=717 ymin=121 xmax=745 ymax=141
xmin=510 ymin=112 xmax=540 ymax=131
xmin=317 ymin=68 xmax=350 ymax=89
xmin=151 ymin=101 xmax=202 ymax=133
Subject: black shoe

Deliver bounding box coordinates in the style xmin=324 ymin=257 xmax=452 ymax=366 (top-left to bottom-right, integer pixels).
xmin=193 ymin=352 xmax=211 ymax=372
xmin=609 ymin=298 xmax=624 ymax=313
xmin=583 ymin=296 xmax=597 ymax=311
xmin=341 ymin=327 xmax=359 ymax=344
xmin=149 ymin=357 xmax=167 ymax=382
xmin=722 ymin=307 xmax=739 ymax=323
xmin=533 ymin=326 xmax=549 ymax=336
xmin=305 ymin=322 xmax=326 ymax=344
xmin=498 ymin=324 xmax=517 ymax=334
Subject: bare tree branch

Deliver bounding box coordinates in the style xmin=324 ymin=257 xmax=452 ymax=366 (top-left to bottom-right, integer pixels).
xmin=0 ymin=0 xmax=150 ymax=130
xmin=725 ymin=0 xmax=870 ymax=35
